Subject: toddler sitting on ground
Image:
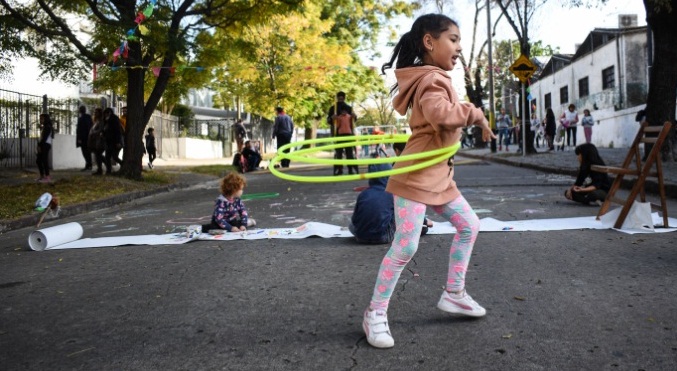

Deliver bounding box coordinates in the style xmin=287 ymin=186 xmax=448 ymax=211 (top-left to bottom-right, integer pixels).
xmin=202 ymin=172 xmax=256 ymax=232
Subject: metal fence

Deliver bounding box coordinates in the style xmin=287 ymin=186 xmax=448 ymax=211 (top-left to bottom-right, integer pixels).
xmin=0 ymin=87 xmax=278 ymax=168
xmin=0 ymin=89 xmax=90 ymax=168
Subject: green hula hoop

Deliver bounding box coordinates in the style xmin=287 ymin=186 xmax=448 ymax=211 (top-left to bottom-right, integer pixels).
xmin=268 ymin=134 xmax=460 ymax=183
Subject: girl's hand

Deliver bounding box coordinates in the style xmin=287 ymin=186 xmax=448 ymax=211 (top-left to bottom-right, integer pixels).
xmin=238 ymin=226 xmax=247 ymax=231
xmin=230 ymin=226 xmax=240 ymax=232
xmin=478 ymin=120 xmax=497 ymax=142
xmin=573 ymin=186 xmax=582 ymax=192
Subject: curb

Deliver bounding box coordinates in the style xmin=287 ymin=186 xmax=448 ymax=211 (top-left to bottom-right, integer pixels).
xmin=0 ymin=181 xmax=195 ymax=233
xmin=461 ymin=152 xmax=677 ymax=199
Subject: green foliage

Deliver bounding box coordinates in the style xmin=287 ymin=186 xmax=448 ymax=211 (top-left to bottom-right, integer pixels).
xmin=207 ymin=0 xmax=415 ymax=129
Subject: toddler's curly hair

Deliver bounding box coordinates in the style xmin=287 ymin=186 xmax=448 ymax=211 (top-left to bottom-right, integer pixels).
xmin=220 ymin=172 xmax=246 ymax=197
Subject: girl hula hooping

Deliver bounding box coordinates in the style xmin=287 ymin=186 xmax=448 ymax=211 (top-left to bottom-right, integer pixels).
xmin=362 ymin=13 xmax=496 ymax=349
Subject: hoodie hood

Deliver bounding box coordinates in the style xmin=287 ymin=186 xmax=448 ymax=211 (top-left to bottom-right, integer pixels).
xmin=392 ymin=66 xmax=449 ymax=115
xmin=367 ymin=163 xmax=392 ymax=188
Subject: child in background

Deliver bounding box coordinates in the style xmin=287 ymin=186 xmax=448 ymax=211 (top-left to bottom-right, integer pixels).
xmin=565 ymin=143 xmax=611 ymax=205
xmin=202 ymin=172 xmax=256 ymax=232
xmin=581 ymin=109 xmax=595 ymax=144
xmin=145 ymin=127 xmax=157 ymax=169
xmin=349 ymin=163 xmax=396 ymax=244
xmin=362 ymin=13 xmax=496 ymax=349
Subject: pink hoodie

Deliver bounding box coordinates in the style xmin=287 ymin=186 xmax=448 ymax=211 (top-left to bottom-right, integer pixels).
xmin=386 ymin=65 xmax=486 ymax=205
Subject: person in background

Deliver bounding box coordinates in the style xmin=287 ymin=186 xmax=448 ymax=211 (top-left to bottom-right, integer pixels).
xmin=496 ymin=107 xmax=512 ymax=151
xmin=560 ymin=104 xmax=579 ymax=149
xmin=202 ymin=172 xmax=257 ymax=232
xmin=327 ymin=92 xmax=358 ymax=175
xmin=114 ymin=106 xmax=127 ymax=166
xmin=241 ymin=140 xmax=262 ymax=170
xmin=273 ymin=106 xmax=294 ymax=168
xmin=564 ymin=143 xmax=611 ymax=205
xmin=102 ymin=107 xmax=123 ymax=174
xmin=76 ymin=105 xmax=93 ymax=171
xmin=333 ymin=105 xmax=359 ymax=175
xmin=88 ymin=108 xmax=105 ymax=175
xmin=145 ymin=127 xmax=157 ymax=169
xmin=530 ymin=112 xmax=542 ymax=149
xmin=36 ymin=113 xmax=55 ymax=183
xmin=544 ymin=108 xmax=557 ymax=151
xmin=581 ymin=109 xmax=595 ymax=144
xmin=349 ymin=163 xmax=395 ymax=244
xmin=233 ymin=119 xmax=247 ymax=153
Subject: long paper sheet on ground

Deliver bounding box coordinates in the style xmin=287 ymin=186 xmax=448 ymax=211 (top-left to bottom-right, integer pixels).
xmin=32 ymin=222 xmax=352 ymax=250
xmin=426 ymin=212 xmax=677 ymax=235
xmin=29 ymin=213 xmax=677 ymax=250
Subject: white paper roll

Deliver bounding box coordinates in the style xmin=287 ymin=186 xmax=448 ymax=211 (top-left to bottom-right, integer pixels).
xmin=28 ymin=222 xmax=84 ymax=251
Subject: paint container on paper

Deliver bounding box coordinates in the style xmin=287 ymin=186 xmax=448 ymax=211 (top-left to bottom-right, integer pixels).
xmin=186 ymin=225 xmax=202 ymax=239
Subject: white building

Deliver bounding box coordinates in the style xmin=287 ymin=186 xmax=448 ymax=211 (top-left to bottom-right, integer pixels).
xmin=530 ymin=16 xmax=649 ymax=148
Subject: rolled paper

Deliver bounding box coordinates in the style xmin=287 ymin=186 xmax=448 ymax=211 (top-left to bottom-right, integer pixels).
xmin=28 ymin=222 xmax=84 ymax=251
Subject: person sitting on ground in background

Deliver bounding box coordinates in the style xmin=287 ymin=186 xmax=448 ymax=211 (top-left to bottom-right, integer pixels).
xmin=349 ymin=163 xmax=396 ymax=244
xmin=202 ymin=172 xmax=256 ymax=233
xmin=564 ymin=143 xmax=611 ymax=205
xmin=145 ymin=127 xmax=157 ymax=169
xmin=241 ymin=140 xmax=261 ymax=170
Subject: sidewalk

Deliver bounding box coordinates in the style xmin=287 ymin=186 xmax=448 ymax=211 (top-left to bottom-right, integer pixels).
xmin=458 ymin=146 xmax=677 ymax=199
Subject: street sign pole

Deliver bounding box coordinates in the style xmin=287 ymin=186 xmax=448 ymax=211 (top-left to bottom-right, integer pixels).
xmin=509 ymin=54 xmax=537 ymax=157
xmin=521 ymin=83 xmax=526 ymax=157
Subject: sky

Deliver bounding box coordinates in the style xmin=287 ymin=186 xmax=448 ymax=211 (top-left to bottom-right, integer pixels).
xmin=4 ymin=0 xmax=648 ymax=100
xmin=364 ymin=0 xmax=648 ymax=94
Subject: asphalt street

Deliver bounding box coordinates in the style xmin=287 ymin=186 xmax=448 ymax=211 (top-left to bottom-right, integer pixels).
xmin=1 ymin=156 xmax=676 ymax=370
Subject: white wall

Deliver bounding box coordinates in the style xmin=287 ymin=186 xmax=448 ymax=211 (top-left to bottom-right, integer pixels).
xmin=179 ymin=137 xmax=223 ymax=159
xmin=580 ymin=105 xmax=644 ymax=148
xmin=51 ymin=133 xmax=86 ymax=170
xmin=49 ymin=135 xmax=225 ymax=169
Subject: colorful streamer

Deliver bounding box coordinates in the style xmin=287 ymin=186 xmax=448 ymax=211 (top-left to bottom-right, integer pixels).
xmin=111 ymin=0 xmax=158 ymax=63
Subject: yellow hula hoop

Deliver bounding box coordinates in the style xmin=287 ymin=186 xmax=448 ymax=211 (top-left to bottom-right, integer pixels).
xmin=268 ymin=134 xmax=461 ymax=183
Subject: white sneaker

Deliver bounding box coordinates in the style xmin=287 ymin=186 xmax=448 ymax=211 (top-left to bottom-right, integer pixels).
xmin=362 ymin=309 xmax=394 ymax=348
xmin=437 ymin=290 xmax=486 ymax=317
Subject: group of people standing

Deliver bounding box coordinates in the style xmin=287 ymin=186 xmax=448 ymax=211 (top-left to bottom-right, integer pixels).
xmin=496 ymin=103 xmax=596 ymax=153
xmin=74 ymin=105 xmax=157 ymax=176
xmin=75 ymin=106 xmax=124 ymax=175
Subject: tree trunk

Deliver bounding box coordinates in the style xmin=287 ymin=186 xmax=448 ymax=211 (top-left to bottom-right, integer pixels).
xmin=644 ymin=0 xmax=677 ymax=161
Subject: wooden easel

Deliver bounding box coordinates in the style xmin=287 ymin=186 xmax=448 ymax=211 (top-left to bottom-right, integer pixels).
xmin=591 ymin=121 xmax=672 ymax=229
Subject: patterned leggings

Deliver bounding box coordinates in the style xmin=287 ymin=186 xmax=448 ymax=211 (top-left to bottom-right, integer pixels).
xmin=369 ymin=195 xmax=480 ymax=312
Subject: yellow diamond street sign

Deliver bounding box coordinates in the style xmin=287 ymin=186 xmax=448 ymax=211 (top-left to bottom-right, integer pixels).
xmin=509 ymin=54 xmax=537 ymax=83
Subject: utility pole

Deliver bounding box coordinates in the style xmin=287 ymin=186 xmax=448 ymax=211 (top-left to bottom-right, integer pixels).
xmin=487 ymin=0 xmax=496 ymax=152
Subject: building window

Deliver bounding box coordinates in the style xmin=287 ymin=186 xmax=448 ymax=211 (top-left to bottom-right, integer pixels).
xmin=602 ymin=66 xmax=615 ymax=90
xmin=544 ymin=93 xmax=551 ymax=109
xmin=579 ymin=77 xmax=589 ymax=98
xmin=560 ymin=86 xmax=569 ymax=104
